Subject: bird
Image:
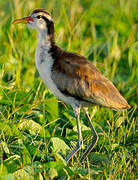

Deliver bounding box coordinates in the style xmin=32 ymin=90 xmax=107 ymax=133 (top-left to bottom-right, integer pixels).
xmin=12 ymin=9 xmax=130 ymax=163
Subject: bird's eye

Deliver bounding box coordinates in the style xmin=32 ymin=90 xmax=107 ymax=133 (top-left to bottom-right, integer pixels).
xmin=37 ymin=15 xmax=42 ymax=19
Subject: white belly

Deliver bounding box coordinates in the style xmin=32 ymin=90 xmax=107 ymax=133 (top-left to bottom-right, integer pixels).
xmin=35 ymin=47 xmax=74 ymax=105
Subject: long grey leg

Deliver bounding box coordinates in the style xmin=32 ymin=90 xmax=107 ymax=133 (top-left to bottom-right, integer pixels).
xmin=65 ymin=106 xmax=83 ymax=162
xmin=79 ymin=108 xmax=98 ymax=163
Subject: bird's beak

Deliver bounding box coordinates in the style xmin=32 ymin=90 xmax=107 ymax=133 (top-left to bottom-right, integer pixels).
xmin=12 ymin=16 xmax=34 ymax=24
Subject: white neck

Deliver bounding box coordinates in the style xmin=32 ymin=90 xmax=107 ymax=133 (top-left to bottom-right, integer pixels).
xmin=35 ymin=30 xmax=77 ymax=106
xmin=38 ymin=30 xmax=51 ymax=50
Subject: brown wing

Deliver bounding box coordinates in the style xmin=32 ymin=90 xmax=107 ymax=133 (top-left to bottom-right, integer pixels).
xmin=51 ymin=52 xmax=130 ymax=110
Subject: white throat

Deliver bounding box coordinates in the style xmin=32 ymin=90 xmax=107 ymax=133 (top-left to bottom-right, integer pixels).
xmin=38 ymin=31 xmax=51 ymax=49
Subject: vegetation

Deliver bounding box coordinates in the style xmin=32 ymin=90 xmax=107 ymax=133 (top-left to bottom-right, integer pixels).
xmin=0 ymin=0 xmax=137 ymax=179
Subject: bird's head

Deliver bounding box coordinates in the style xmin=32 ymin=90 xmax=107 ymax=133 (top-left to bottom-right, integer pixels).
xmin=12 ymin=9 xmax=54 ymax=40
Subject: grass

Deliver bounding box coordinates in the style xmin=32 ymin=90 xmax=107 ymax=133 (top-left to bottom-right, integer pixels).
xmin=0 ymin=0 xmax=137 ymax=179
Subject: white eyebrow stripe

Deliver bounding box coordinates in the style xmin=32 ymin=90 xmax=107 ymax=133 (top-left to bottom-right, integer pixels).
xmin=44 ymin=14 xmax=53 ymax=21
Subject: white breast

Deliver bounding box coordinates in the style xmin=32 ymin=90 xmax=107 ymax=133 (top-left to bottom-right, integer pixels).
xmin=35 ymin=44 xmax=77 ymax=106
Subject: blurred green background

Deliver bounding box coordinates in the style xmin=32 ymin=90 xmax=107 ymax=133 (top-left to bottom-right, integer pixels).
xmin=0 ymin=0 xmax=137 ymax=179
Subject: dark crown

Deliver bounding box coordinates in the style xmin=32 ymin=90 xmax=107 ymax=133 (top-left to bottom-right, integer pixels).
xmin=32 ymin=9 xmax=51 ymax=17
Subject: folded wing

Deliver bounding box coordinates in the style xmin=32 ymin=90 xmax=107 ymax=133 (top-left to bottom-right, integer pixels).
xmin=51 ymin=52 xmax=130 ymax=110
